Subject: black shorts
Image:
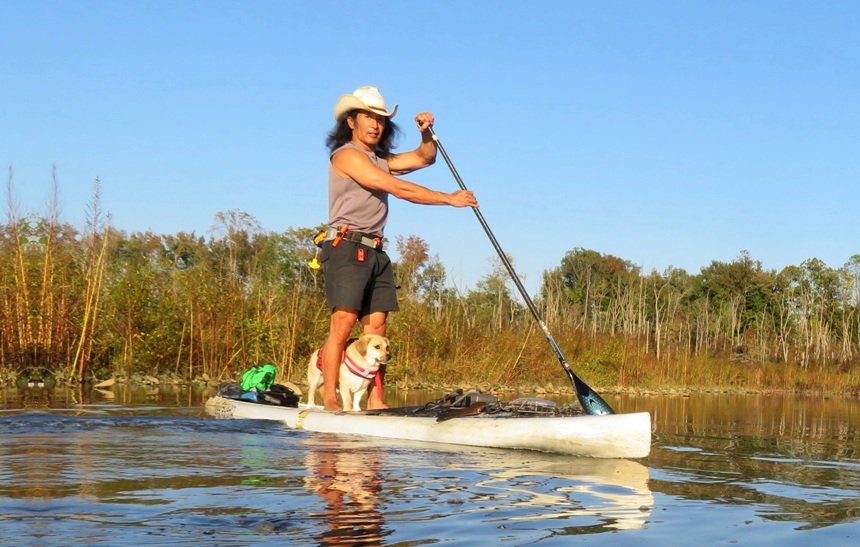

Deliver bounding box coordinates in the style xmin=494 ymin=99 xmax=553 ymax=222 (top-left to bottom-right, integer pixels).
xmin=320 ymin=240 xmax=399 ymax=317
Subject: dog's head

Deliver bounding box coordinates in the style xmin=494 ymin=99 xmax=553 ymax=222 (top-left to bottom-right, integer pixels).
xmin=351 ymin=334 xmax=391 ymax=370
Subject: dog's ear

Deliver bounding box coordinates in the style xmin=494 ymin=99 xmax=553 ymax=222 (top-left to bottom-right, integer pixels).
xmin=353 ymin=336 xmax=369 ymax=355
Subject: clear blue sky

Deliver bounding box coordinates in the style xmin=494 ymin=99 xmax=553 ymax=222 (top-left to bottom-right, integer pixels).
xmin=3 ymin=1 xmax=858 ymax=295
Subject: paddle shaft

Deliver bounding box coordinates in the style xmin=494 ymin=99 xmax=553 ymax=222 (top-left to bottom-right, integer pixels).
xmin=428 ymin=127 xmax=615 ymax=415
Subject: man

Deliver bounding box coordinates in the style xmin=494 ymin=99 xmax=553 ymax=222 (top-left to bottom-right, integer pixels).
xmin=319 ymin=86 xmax=477 ymax=411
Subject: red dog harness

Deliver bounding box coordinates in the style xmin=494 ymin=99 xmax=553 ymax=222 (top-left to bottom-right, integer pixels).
xmin=315 ymin=339 xmax=384 ymax=396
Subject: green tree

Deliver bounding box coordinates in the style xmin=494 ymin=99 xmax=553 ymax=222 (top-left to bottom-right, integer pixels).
xmin=695 ymin=250 xmax=777 ymax=356
xmin=547 ymin=248 xmax=639 ymax=333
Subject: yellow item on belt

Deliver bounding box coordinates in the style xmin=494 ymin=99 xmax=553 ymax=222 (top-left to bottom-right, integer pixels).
xmin=313 ymin=231 xmax=326 ymax=247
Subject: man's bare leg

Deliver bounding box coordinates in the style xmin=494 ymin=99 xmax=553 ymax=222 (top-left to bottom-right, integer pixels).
xmin=361 ymin=311 xmax=389 ymax=410
xmin=322 ymin=307 xmax=359 ymax=411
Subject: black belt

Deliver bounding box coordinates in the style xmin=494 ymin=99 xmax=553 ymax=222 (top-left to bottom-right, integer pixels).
xmin=326 ymin=228 xmax=384 ymax=251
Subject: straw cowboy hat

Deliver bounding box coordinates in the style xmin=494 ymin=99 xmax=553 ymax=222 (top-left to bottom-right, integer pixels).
xmin=333 ymin=86 xmax=398 ymax=121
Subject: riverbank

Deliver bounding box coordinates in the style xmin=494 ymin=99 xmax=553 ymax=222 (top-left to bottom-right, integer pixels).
xmin=4 ymin=369 xmax=857 ymax=400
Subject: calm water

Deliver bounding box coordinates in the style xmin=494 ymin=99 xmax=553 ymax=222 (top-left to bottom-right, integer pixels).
xmin=1 ymin=385 xmax=858 ymax=546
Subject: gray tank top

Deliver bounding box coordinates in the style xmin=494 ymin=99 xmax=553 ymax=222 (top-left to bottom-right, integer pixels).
xmin=328 ymin=142 xmax=389 ymax=236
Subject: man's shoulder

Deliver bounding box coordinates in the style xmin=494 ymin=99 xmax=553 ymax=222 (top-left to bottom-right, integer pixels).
xmin=332 ymin=144 xmax=385 ymax=167
xmin=332 ymin=145 xmax=367 ymax=162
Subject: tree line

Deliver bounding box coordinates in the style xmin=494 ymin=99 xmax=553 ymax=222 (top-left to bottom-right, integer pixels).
xmin=3 ymin=189 xmax=859 ymax=393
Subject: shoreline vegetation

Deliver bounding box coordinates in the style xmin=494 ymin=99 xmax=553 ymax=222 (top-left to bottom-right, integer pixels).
xmin=6 ymin=371 xmax=855 ymax=401
xmin=3 ymin=183 xmax=860 ymax=398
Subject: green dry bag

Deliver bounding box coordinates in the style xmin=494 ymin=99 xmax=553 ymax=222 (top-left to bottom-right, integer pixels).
xmin=240 ymin=364 xmax=278 ymax=392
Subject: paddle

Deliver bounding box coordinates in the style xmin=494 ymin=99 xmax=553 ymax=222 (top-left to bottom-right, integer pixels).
xmin=428 ymin=127 xmax=615 ymax=416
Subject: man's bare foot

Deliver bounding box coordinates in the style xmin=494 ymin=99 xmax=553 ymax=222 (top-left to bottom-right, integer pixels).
xmin=323 ymin=398 xmax=342 ymax=412
xmin=367 ymin=399 xmax=389 ymax=410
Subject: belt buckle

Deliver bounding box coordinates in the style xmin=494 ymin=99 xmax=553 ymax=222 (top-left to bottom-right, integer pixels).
xmin=363 ymin=236 xmax=381 ymax=250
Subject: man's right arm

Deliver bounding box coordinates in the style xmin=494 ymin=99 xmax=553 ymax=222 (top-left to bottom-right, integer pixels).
xmin=332 ymin=148 xmax=477 ymax=208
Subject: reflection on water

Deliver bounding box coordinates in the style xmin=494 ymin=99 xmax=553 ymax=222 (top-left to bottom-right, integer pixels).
xmin=0 ymin=383 xmax=205 ymax=411
xmin=636 ymin=393 xmax=860 ymax=533
xmin=299 ymin=434 xmax=654 ymax=544
xmin=0 ymin=386 xmax=859 ymax=544
xmin=304 ymin=438 xmax=388 ymax=545
xmin=481 ymin=458 xmax=653 ymax=530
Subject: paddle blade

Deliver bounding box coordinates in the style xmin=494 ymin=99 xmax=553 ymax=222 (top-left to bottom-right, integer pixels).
xmin=573 ymin=375 xmax=615 ymax=415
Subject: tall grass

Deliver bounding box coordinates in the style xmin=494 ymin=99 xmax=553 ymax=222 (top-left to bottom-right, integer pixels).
xmin=2 ymin=182 xmax=858 ymax=395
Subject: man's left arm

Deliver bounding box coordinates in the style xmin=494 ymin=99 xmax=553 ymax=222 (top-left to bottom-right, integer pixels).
xmin=388 ymin=112 xmax=437 ymax=175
